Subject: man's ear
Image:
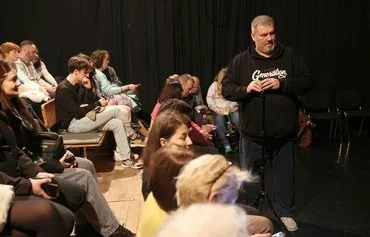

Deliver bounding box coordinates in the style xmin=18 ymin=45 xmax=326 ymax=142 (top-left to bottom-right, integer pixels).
xmin=159 ymin=138 xmax=168 ymax=147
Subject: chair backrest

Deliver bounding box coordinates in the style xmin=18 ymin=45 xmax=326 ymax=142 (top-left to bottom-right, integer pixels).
xmin=335 ymin=90 xmax=362 ymax=110
xmin=302 ymin=90 xmax=333 ymax=112
xmin=41 ymin=99 xmax=57 ymax=130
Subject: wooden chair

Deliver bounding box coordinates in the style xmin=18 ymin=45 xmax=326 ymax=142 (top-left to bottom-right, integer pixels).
xmin=41 ymin=99 xmax=107 ymax=157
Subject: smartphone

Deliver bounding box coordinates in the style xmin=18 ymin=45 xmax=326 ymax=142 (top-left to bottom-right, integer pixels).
xmin=64 ymin=155 xmax=76 ymax=163
xmin=272 ymin=232 xmax=286 ymax=237
xmin=41 ymin=182 xmax=59 ymax=198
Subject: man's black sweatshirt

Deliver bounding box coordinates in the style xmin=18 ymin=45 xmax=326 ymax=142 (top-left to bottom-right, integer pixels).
xmin=221 ymin=43 xmax=313 ymax=142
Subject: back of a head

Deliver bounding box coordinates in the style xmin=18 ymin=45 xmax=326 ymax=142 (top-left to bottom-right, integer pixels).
xmin=156 ymin=203 xmax=249 ymax=237
xmin=251 ymin=15 xmax=274 ymax=34
xmin=157 ymin=98 xmax=193 ymax=119
xmin=176 ymin=154 xmax=255 ymax=207
xmin=149 ymin=144 xmax=195 ymax=212
xmin=158 ymin=79 xmax=183 ymax=103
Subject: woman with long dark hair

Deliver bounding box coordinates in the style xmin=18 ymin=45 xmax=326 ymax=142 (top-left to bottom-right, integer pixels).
xmin=0 ymin=60 xmax=135 ymax=237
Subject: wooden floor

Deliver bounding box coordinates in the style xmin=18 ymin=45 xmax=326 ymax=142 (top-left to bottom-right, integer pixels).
xmin=88 ymin=149 xmax=144 ymax=234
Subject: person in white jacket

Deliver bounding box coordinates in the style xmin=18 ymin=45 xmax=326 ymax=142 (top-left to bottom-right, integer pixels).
xmin=206 ymin=67 xmax=239 ymax=153
xmin=15 ymin=40 xmax=56 ymax=98
xmin=0 ymin=42 xmax=50 ymax=103
xmin=33 ymin=51 xmax=58 ymax=87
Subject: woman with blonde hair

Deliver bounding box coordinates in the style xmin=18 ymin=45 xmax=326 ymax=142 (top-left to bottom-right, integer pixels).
xmin=176 ymin=154 xmax=273 ymax=236
xmin=207 ymin=67 xmax=239 ymax=153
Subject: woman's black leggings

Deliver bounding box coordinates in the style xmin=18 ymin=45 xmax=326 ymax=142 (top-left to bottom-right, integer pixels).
xmin=3 ymin=196 xmax=75 ymax=237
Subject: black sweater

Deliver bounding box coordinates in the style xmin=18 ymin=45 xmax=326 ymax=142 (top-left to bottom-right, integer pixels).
xmin=222 ymin=43 xmax=313 ymax=142
xmin=55 ymin=79 xmax=100 ymax=129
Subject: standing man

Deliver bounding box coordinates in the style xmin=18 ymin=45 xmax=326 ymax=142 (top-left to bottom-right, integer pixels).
xmin=222 ymin=15 xmax=313 ymax=232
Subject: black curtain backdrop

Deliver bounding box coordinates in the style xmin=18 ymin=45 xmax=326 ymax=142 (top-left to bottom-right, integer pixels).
xmin=1 ymin=0 xmax=370 ymax=111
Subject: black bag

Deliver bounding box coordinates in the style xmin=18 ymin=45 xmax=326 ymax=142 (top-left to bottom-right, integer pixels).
xmin=30 ymin=132 xmax=65 ymax=161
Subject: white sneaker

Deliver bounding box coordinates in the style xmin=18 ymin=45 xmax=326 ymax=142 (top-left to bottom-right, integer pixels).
xmin=114 ymin=151 xmax=139 ymax=162
xmin=113 ymin=151 xmax=124 ymax=162
xmin=280 ymin=217 xmax=298 ymax=232
xmin=121 ymin=159 xmax=143 ymax=169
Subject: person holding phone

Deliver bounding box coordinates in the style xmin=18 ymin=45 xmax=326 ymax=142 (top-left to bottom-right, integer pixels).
xmin=0 ymin=175 xmax=76 ymax=237
xmin=0 ymin=60 xmax=136 ymax=236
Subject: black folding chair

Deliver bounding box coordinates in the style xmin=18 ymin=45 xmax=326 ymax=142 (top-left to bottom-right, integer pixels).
xmin=302 ymin=90 xmax=343 ymax=141
xmin=335 ymin=90 xmax=370 ymax=142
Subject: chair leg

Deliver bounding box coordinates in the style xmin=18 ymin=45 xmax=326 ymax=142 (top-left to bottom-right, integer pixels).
xmin=344 ymin=115 xmax=350 ymax=143
xmin=334 ymin=119 xmax=338 ymax=138
xmin=329 ymin=120 xmax=334 ymax=139
xmin=339 ymin=118 xmax=343 ymax=143
xmin=358 ymin=118 xmax=365 ymax=136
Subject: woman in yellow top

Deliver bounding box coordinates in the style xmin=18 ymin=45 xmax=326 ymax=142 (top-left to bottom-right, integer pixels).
xmin=138 ymin=145 xmax=194 ymax=237
xmin=138 ymin=110 xmax=194 ymax=237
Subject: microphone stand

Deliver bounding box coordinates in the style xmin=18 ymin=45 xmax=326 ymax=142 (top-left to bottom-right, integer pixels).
xmin=255 ymin=92 xmax=293 ymax=237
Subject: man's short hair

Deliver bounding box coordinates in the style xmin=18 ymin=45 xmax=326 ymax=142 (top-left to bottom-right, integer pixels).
xmin=20 ymin=40 xmax=36 ymax=48
xmin=67 ymin=56 xmax=92 ymax=73
xmin=251 ymin=15 xmax=275 ymax=33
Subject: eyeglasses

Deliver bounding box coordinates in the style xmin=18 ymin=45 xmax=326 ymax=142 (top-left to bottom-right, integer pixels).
xmin=206 ymin=161 xmax=233 ymax=200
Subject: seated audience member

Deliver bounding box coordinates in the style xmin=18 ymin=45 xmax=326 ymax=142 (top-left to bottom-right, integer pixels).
xmin=0 ymin=95 xmax=87 ymax=224
xmin=157 ymin=99 xmax=219 ymax=156
xmin=76 ymin=53 xmax=132 ymax=121
xmin=151 ymin=77 xmax=213 ymax=145
xmin=151 ymin=76 xmax=183 ymax=123
xmin=176 ymin=154 xmax=273 ymax=236
xmin=0 ymin=42 xmax=19 ymax=70
xmin=138 ymin=145 xmax=195 ymax=237
xmin=33 ymin=50 xmax=58 ymax=87
xmin=1 ymin=42 xmax=51 ymax=110
xmin=207 ymin=67 xmax=239 ymax=153
xmin=90 ymin=51 xmax=146 ymax=113
xmin=0 ymin=182 xmax=75 ymax=237
xmin=156 ymin=203 xmax=271 ymax=237
xmin=55 ymin=56 xmax=142 ymax=168
xmin=1 ymin=42 xmax=50 ymax=105
xmin=178 ymin=74 xmax=194 ymax=98
xmin=99 ymin=53 xmax=151 ymax=125
xmin=188 ymin=75 xmax=209 ymax=125
xmin=0 ymin=60 xmax=135 ymax=237
xmin=142 ymin=111 xmax=192 ymax=199
xmin=15 ymin=40 xmax=55 ymax=95
xmin=89 ymin=51 xmax=149 ymax=137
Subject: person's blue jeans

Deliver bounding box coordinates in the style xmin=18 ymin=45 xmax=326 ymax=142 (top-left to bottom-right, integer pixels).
xmin=212 ymin=110 xmax=239 ymax=147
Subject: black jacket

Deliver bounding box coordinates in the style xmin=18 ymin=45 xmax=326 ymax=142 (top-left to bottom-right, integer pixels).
xmin=222 ymin=43 xmax=313 ymax=142
xmin=0 ymin=110 xmax=43 ymax=195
